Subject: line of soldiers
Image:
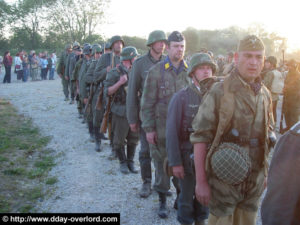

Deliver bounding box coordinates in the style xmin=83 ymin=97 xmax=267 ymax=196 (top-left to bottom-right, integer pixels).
xmin=56 ymin=32 xmax=300 ymax=225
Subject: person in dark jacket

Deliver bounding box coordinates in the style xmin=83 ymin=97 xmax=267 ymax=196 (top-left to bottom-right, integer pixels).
xmin=261 ymin=120 xmax=300 ymax=225
xmin=166 ymin=53 xmax=218 ymax=225
xmin=3 ymin=51 xmax=13 ymax=83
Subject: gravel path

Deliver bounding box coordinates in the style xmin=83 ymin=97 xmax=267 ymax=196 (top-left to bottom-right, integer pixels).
xmin=0 ymin=71 xmax=266 ymax=225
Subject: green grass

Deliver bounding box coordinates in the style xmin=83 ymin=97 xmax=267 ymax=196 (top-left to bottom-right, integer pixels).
xmin=0 ymin=98 xmax=57 ymax=213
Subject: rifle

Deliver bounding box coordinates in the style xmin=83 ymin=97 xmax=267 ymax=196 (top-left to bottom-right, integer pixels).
xmin=84 ymin=84 xmax=94 ymax=115
xmin=100 ymin=94 xmax=116 ymax=135
xmin=95 ymin=85 xmax=104 ymax=110
xmin=99 ymin=52 xmax=116 ymax=136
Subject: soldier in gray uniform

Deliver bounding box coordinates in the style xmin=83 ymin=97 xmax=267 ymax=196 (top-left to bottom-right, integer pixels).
xmin=57 ymin=44 xmax=72 ymax=101
xmin=104 ymin=46 xmax=139 ymax=174
xmin=141 ymin=31 xmax=190 ymax=218
xmin=85 ymin=44 xmax=107 ymax=152
xmin=65 ymin=41 xmax=81 ymax=104
xmin=94 ymin=35 xmax=124 ymax=157
xmin=166 ymin=53 xmax=216 ymax=225
xmin=126 ymin=30 xmax=167 ymax=198
xmin=79 ymin=47 xmax=93 ymax=139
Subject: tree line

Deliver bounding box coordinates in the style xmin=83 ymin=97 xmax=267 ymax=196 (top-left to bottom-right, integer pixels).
xmin=0 ymin=0 xmax=298 ymax=61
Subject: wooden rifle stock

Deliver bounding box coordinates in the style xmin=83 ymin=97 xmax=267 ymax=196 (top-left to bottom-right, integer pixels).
xmin=84 ymin=84 xmax=94 ymax=115
xmin=95 ymin=86 xmax=104 ymax=110
xmin=100 ymin=95 xmax=114 ymax=133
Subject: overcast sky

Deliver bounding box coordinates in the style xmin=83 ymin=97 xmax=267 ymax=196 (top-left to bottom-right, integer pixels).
xmin=100 ymin=0 xmax=299 ymax=52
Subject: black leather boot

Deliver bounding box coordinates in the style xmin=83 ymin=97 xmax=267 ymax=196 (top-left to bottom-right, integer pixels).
xmin=158 ymin=192 xmax=168 ymax=219
xmin=116 ymin=148 xmax=129 ymax=174
xmin=127 ymin=145 xmax=138 ymax=173
xmin=94 ymin=127 xmax=101 ymax=152
xmin=88 ymin=122 xmax=94 ymax=142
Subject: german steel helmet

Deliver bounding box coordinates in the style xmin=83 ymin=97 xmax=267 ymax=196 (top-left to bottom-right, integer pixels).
xmin=187 ymin=53 xmax=217 ymax=77
xmin=83 ymin=44 xmax=92 ymax=55
xmin=120 ymin=46 xmax=139 ymax=61
xmin=65 ymin=43 xmax=72 ymax=50
xmin=91 ymin=44 xmax=102 ymax=55
xmin=147 ymin=30 xmax=167 ymax=46
xmin=110 ymin=35 xmax=124 ymax=47
xmin=72 ymin=41 xmax=80 ymax=50
xmin=211 ymin=142 xmax=251 ymax=185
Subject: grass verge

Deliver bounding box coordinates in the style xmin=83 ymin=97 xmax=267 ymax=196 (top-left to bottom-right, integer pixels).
xmin=0 ymin=98 xmax=57 ymax=213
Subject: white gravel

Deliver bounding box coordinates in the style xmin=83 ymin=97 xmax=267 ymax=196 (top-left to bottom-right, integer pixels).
xmin=0 ymin=71 xmax=265 ymax=225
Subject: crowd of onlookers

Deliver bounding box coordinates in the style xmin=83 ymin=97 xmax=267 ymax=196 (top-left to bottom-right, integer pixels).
xmin=0 ymin=50 xmax=57 ymax=83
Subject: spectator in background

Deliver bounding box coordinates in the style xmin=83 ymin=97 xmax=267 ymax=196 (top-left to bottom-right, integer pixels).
xmin=48 ymin=53 xmax=56 ymax=80
xmin=15 ymin=52 xmax=23 ymax=81
xmin=3 ymin=51 xmax=12 ymax=83
xmin=28 ymin=50 xmax=35 ymax=79
xmin=40 ymin=54 xmax=48 ymax=80
xmin=22 ymin=56 xmax=29 ymax=82
xmin=30 ymin=53 xmax=39 ymax=81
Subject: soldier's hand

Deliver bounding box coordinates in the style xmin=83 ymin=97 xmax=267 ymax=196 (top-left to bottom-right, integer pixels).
xmin=172 ymin=165 xmax=185 ymax=179
xmin=119 ymin=75 xmax=128 ymax=85
xmin=58 ymin=73 xmax=62 ymax=78
xmin=146 ymin=131 xmax=157 ymax=145
xmin=83 ymin=98 xmax=88 ymax=105
xmin=195 ymin=181 xmax=211 ymax=206
xmin=65 ymin=76 xmax=69 ymax=80
xmin=130 ymin=123 xmax=139 ymax=132
xmin=106 ymin=66 xmax=112 ymax=72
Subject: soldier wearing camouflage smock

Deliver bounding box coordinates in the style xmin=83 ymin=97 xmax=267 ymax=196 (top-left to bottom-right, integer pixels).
xmin=94 ymin=35 xmax=124 ymax=157
xmin=190 ymin=35 xmax=275 ymax=225
xmin=65 ymin=42 xmax=81 ymax=104
xmin=57 ymin=44 xmax=72 ymax=101
xmin=104 ymin=46 xmax=139 ymax=174
xmin=283 ymin=59 xmax=300 ymax=129
xmin=85 ymin=44 xmax=107 ymax=152
xmin=141 ymin=31 xmax=190 ymax=219
xmin=166 ymin=53 xmax=217 ymax=225
xmin=126 ymin=30 xmax=167 ymax=198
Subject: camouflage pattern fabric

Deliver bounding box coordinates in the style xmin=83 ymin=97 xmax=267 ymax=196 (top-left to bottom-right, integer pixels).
xmin=190 ymin=70 xmax=274 ymax=217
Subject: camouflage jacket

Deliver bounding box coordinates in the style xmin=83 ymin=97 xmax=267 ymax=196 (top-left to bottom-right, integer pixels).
xmin=190 ymin=70 xmax=274 ymax=170
xmin=93 ymin=52 xmax=120 ymax=84
xmin=141 ymin=57 xmax=190 ymax=140
xmin=104 ymin=65 xmax=129 ymax=117
xmin=126 ymin=51 xmax=165 ymax=125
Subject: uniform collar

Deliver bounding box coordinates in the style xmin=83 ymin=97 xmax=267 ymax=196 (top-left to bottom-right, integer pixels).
xmin=148 ymin=51 xmax=163 ymax=64
xmin=163 ymin=55 xmax=188 ymax=75
xmin=229 ymin=69 xmax=262 ymax=95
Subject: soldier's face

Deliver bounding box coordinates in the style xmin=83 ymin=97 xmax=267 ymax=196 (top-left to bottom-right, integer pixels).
xmin=112 ymin=40 xmax=123 ymax=54
xmin=151 ymin=41 xmax=166 ymax=55
xmin=95 ymin=52 xmax=101 ymax=59
xmin=193 ymin=65 xmax=213 ymax=82
xmin=167 ymin=40 xmax=185 ymax=62
xmin=235 ymin=50 xmax=265 ymax=82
